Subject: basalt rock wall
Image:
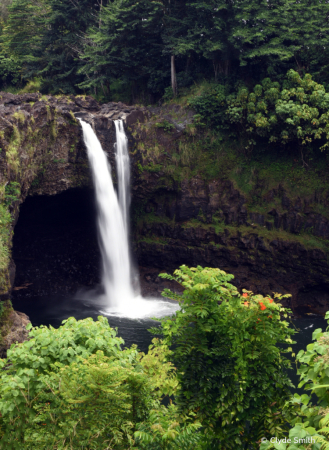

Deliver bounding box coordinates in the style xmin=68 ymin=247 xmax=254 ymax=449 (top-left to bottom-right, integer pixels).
xmin=135 ymin=181 xmax=329 ymax=314
xmin=127 ymin=110 xmax=329 ymax=315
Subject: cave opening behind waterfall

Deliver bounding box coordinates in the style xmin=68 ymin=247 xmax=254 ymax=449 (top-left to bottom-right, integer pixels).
xmin=11 ymin=188 xmax=100 ymax=322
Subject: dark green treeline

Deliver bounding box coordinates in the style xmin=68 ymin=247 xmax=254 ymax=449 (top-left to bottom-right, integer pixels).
xmin=1 ymin=0 xmax=329 ymax=102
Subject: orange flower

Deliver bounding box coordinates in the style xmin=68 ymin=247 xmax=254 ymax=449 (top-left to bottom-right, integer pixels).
xmin=259 ymin=302 xmax=266 ymax=311
xmin=268 ymin=315 xmax=272 ymax=319
xmin=242 ymin=293 xmax=248 ymax=298
xmin=269 ymin=298 xmax=273 ymax=303
xmin=243 ymin=302 xmax=249 ymax=306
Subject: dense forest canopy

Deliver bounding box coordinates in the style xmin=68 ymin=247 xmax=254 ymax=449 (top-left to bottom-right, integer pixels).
xmin=1 ymin=0 xmax=329 ymax=102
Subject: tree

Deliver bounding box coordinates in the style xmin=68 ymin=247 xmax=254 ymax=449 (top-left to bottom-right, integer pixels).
xmin=155 ymin=265 xmax=295 ymax=449
xmin=1 ymin=0 xmax=98 ymax=94
xmin=231 ymin=0 xmax=329 ymax=74
xmin=37 ymin=0 xmax=99 ymax=93
xmin=79 ymin=0 xmax=164 ymax=101
xmin=226 ymin=70 xmax=329 ymax=162
xmin=1 ymin=0 xmax=49 ymax=78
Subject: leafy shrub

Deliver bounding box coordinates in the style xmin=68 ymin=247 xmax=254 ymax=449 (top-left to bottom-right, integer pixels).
xmin=162 ymin=86 xmax=174 ymax=102
xmin=261 ymin=311 xmax=329 ymax=450
xmin=0 ymin=54 xmax=22 ymax=89
xmin=155 ymin=119 xmax=175 ymax=132
xmin=0 ymin=316 xmax=181 ymax=449
xmin=18 ymin=78 xmax=42 ymax=94
xmin=155 ymin=265 xmax=296 ymax=449
xmin=4 ymin=267 xmax=329 ymax=450
xmin=227 ymin=70 xmax=329 ymax=159
xmin=4 ymin=181 xmax=20 ymax=206
xmin=187 ymin=84 xmax=228 ymax=132
xmin=135 ymin=404 xmax=202 ymax=450
xmin=187 ymin=71 xmax=329 ymax=163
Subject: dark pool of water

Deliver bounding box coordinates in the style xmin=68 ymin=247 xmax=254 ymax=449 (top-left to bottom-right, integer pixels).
xmin=288 ymin=315 xmax=327 ymax=393
xmin=12 ymin=292 xmax=164 ymax=353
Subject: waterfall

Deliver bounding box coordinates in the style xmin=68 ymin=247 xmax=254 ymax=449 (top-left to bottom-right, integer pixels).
xmin=79 ymin=119 xmax=134 ymax=307
xmin=79 ymin=119 xmax=178 ymax=319
xmin=114 ymin=120 xmax=130 ymax=234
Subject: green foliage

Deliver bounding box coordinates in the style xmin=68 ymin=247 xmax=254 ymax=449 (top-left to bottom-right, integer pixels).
xmin=0 ymin=316 xmax=183 ymax=449
xmin=18 ymin=77 xmax=42 ymax=93
xmin=187 ymin=70 xmax=329 ymax=163
xmin=0 ymin=300 xmax=14 ymax=347
xmin=0 ymin=54 xmax=21 ymax=87
xmin=1 ymin=0 xmax=329 ymax=99
xmin=135 ymin=404 xmax=202 ymax=450
xmin=261 ymin=311 xmax=329 ymax=450
xmin=162 ymin=86 xmax=174 ymax=102
xmin=226 ymin=70 xmax=329 ymax=157
xmin=78 ymin=0 xmax=164 ymax=99
xmin=155 ymin=120 xmax=175 ymax=133
xmin=3 ymin=269 xmax=329 ymax=449
xmin=188 ymin=83 xmax=228 ymax=131
xmin=12 ymin=110 xmax=25 ymax=123
xmin=0 ymin=203 xmax=11 ymax=271
xmin=1 ymin=0 xmax=98 ymax=94
xmin=155 ymin=265 xmax=295 ymax=449
xmin=231 ymin=0 xmax=329 ymax=73
xmin=4 ymin=181 xmax=20 ymax=206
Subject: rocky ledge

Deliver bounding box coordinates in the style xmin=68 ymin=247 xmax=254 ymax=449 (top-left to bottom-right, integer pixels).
xmin=0 ymin=302 xmax=30 ymax=358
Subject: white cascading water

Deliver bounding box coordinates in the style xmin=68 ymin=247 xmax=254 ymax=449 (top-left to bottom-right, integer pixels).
xmin=115 ymin=120 xmax=130 ymax=234
xmin=79 ymin=119 xmax=178 ymax=319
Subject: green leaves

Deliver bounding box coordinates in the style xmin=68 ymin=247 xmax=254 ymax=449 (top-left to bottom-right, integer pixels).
xmin=134 ymin=404 xmax=202 ymax=450
xmin=226 ymin=70 xmax=329 ymax=158
xmin=0 ymin=316 xmax=184 ymax=449
xmin=156 ymin=265 xmax=295 ymax=449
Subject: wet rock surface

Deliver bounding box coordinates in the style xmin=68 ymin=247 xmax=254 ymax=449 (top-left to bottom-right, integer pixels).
xmin=0 ymin=310 xmax=30 ymax=357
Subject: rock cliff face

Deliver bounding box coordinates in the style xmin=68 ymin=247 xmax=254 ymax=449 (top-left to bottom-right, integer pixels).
xmin=135 ymin=180 xmax=329 ymax=314
xmin=126 ymin=110 xmax=329 ymax=315
xmin=1 ymin=92 xmax=329 ymax=318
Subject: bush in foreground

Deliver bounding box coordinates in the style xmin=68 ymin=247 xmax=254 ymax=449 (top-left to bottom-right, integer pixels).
xmin=156 ymin=266 xmax=296 ymax=449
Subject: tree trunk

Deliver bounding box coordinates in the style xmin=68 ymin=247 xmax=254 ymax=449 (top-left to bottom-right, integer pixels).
xmin=213 ymin=61 xmax=220 ymax=81
xmin=171 ymin=55 xmax=177 ymax=97
xmin=99 ymin=0 xmax=103 ymax=28
xmin=131 ymin=79 xmax=136 ymax=104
